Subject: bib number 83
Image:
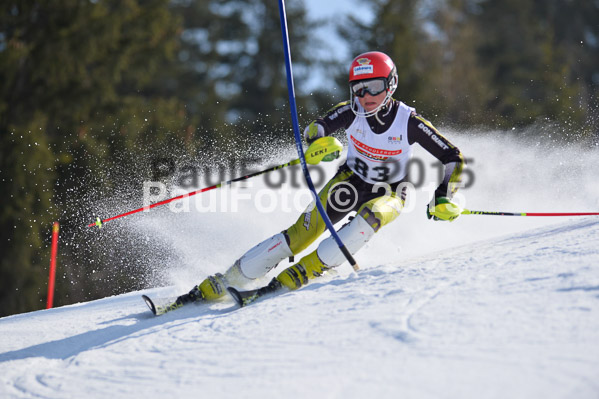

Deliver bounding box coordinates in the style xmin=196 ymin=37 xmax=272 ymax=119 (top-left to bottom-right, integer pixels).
xmin=354 ymin=158 xmax=392 ymax=182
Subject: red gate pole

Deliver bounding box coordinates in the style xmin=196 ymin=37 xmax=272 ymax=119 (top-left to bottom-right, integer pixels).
xmin=47 ymin=222 xmax=59 ymax=309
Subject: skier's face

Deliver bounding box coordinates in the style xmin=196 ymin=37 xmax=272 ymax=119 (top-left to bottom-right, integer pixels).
xmin=358 ymin=90 xmax=387 ymax=113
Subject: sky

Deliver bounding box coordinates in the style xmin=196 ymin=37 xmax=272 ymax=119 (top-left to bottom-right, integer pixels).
xmin=303 ymin=0 xmax=374 ymax=57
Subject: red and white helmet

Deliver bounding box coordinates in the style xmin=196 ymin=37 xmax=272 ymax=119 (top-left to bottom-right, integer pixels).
xmin=349 ymin=51 xmax=398 ymax=117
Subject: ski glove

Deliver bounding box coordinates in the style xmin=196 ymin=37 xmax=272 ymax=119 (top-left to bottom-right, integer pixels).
xmin=304 ymin=121 xmax=325 ymax=144
xmin=427 ymin=197 xmax=462 ymax=222
xmin=305 ymin=137 xmax=343 ymax=165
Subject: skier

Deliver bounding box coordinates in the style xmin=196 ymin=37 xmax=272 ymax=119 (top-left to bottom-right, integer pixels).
xmin=177 ymin=51 xmax=465 ymax=305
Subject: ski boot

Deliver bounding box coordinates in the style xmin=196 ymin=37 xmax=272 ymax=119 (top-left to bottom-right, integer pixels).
xmin=176 ymin=272 xmax=229 ymax=305
xmin=175 ymin=272 xmax=227 ymax=304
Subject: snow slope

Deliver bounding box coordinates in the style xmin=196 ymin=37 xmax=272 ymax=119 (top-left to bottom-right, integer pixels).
xmin=1 ymin=217 xmax=598 ymax=399
xmin=1 ymin=132 xmax=599 ymax=398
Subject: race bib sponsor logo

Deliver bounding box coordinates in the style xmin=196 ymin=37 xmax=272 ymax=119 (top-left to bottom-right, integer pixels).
xmin=350 ymin=135 xmax=402 ymax=162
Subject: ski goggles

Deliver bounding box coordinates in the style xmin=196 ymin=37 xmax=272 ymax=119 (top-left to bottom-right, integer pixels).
xmin=350 ymin=78 xmax=387 ymax=97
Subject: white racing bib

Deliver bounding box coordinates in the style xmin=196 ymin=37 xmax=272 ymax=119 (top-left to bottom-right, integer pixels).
xmin=346 ymin=101 xmax=414 ymax=184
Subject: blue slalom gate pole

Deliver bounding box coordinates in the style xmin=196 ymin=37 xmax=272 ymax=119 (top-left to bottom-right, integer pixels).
xmin=276 ymin=0 xmax=359 ymax=271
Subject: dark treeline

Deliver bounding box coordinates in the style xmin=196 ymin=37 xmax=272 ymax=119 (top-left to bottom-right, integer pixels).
xmin=340 ymin=0 xmax=599 ymax=131
xmin=1 ymin=0 xmax=597 ymax=316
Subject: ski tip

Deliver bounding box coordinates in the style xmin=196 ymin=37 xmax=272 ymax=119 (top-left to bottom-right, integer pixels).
xmin=227 ymin=287 xmax=244 ymax=308
xmin=142 ymin=294 xmax=158 ymax=315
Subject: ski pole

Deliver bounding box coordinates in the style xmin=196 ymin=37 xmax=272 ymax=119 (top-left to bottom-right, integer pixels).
xmin=462 ymin=209 xmax=599 ymax=217
xmin=277 ymin=0 xmax=359 ymax=271
xmin=88 ymin=158 xmax=301 ymax=228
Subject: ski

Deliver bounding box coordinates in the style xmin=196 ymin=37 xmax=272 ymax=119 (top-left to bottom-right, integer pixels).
xmin=142 ymin=295 xmax=158 ymax=314
xmin=143 ymin=278 xmax=283 ymax=314
xmin=142 ymin=294 xmax=188 ymax=316
xmin=227 ymin=278 xmax=283 ymax=308
xmin=142 ymin=285 xmax=206 ymax=316
xmin=227 ymin=287 xmax=261 ymax=307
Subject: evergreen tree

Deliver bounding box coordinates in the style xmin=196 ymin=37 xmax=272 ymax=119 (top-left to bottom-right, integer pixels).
xmin=474 ymin=0 xmax=586 ymax=129
xmin=1 ymin=0 xmax=322 ymax=315
xmin=335 ymin=0 xmax=487 ymax=122
xmin=533 ymin=0 xmax=599 ymax=135
xmin=0 ymin=116 xmax=54 ymax=315
xmin=334 ymin=0 xmax=597 ymax=134
xmin=0 ymin=0 xmax=188 ymax=315
xmin=338 ymin=0 xmax=427 ymax=109
xmin=169 ymin=0 xmax=318 ymax=152
xmin=420 ymin=0 xmax=492 ymax=126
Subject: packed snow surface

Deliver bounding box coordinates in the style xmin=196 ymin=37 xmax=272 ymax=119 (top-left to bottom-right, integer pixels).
xmin=1 ymin=133 xmax=598 ymax=398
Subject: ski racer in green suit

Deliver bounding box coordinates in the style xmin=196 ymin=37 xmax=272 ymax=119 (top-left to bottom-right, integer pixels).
xmin=177 ymin=51 xmax=466 ymax=304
